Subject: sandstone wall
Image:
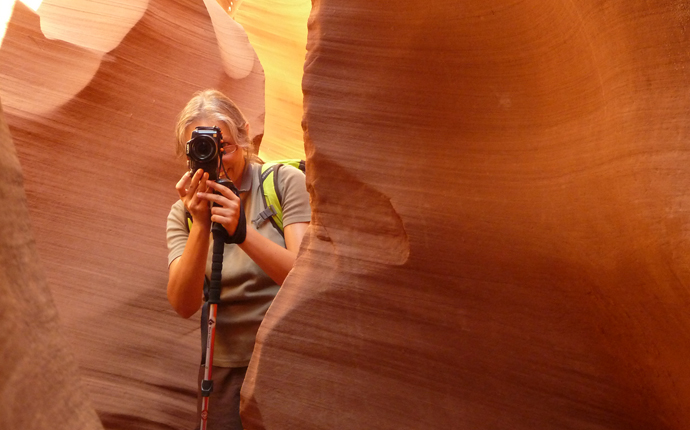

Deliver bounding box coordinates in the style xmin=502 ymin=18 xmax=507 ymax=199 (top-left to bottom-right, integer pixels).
xmin=1 ymin=1 xmax=267 ymax=428
xmin=243 ymin=1 xmax=690 ymax=429
xmin=2 ymin=1 xmax=690 ymax=429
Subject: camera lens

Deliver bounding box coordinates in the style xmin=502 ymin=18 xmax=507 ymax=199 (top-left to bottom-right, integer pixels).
xmin=191 ymin=136 xmax=217 ymax=161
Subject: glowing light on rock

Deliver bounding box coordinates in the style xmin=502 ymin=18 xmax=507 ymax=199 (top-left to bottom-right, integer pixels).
xmin=203 ymin=0 xmax=255 ymax=80
xmin=0 ymin=0 xmax=149 ymax=117
xmin=22 ymin=0 xmax=43 ymax=11
xmin=37 ymin=0 xmax=148 ymax=53
xmin=233 ymin=0 xmax=311 ymax=161
xmin=0 ymin=1 xmax=15 ymax=50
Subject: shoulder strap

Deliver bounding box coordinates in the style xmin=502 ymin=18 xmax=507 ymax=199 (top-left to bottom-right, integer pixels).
xmin=271 ymin=159 xmax=305 ymax=173
xmin=185 ymin=210 xmax=193 ymax=233
xmin=254 ymin=163 xmax=284 ymax=235
xmin=252 ymin=159 xmax=305 ymax=235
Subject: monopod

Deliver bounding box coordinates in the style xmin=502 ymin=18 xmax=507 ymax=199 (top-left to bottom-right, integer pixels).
xmin=199 ymin=178 xmax=245 ymax=430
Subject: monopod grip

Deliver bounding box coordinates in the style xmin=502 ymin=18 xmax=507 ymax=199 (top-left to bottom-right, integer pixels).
xmin=208 ymin=179 xmax=243 ymax=304
xmin=214 ymin=178 xmax=239 ymax=197
xmin=211 ymin=179 xmax=246 ymax=244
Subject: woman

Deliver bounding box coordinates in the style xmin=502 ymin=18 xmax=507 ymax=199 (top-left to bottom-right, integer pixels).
xmin=166 ymin=89 xmax=310 ymax=429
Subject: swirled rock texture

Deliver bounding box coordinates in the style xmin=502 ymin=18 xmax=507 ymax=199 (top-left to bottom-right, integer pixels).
xmin=3 ymin=0 xmax=690 ymax=429
xmin=242 ymin=1 xmax=690 ymax=429
xmin=0 ymin=0 xmax=266 ymax=428
xmin=0 ymin=100 xmax=104 ymax=430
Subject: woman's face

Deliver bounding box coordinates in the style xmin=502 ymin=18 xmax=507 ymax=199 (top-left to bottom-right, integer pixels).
xmin=185 ymin=118 xmax=245 ymax=182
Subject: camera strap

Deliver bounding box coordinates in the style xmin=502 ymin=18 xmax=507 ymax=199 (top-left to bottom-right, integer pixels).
xmin=212 ymin=178 xmax=246 ymax=244
xmin=184 ymin=180 xmax=247 ymax=244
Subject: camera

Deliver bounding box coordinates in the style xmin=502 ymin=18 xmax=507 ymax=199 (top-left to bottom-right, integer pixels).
xmin=186 ymin=126 xmax=223 ymax=180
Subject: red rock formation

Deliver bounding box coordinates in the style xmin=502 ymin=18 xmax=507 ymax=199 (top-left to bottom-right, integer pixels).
xmin=243 ymin=1 xmax=690 ymax=428
xmin=0 ymin=1 xmax=266 ymax=428
xmin=3 ymin=0 xmax=690 ymax=429
xmin=0 ymin=99 xmax=103 ymax=430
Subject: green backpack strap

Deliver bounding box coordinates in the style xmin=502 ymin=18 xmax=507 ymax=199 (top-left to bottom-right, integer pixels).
xmin=253 ymin=159 xmax=305 ymax=235
xmin=185 ymin=210 xmax=193 ymax=232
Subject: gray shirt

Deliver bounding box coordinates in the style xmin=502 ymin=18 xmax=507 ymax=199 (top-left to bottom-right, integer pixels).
xmin=166 ymin=161 xmax=311 ymax=367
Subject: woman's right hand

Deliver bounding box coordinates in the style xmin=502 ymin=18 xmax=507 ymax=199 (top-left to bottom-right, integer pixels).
xmin=176 ymin=169 xmax=211 ymax=227
xmin=168 ymin=169 xmax=212 ymax=319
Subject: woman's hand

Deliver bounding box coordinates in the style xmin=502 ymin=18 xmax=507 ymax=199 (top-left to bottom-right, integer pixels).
xmin=168 ymin=168 xmax=212 ymax=319
xmin=200 ymin=180 xmax=243 ymax=236
xmin=176 ymin=169 xmax=210 ymax=227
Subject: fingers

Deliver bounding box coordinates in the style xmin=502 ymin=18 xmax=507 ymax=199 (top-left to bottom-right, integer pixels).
xmin=210 ymin=201 xmax=240 ymax=217
xmin=191 ymin=170 xmax=208 ymax=194
xmin=200 ymin=181 xmax=238 ymax=205
xmin=197 ymin=182 xmax=241 ymax=233
xmin=176 ymin=170 xmax=213 ymax=227
xmin=208 ymin=205 xmax=240 ymax=235
xmin=175 ymin=171 xmax=191 ymax=199
xmin=205 ymin=180 xmax=237 ymax=199
xmin=199 ymin=190 xmax=226 ymax=204
xmin=209 ymin=211 xmax=234 ymax=225
xmin=177 ymin=170 xmax=208 ymax=199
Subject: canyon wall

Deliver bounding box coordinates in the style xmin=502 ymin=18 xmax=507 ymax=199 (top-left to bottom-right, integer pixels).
xmin=243 ymin=1 xmax=690 ymax=429
xmin=1 ymin=1 xmax=267 ymax=428
xmin=2 ymin=1 xmax=690 ymax=429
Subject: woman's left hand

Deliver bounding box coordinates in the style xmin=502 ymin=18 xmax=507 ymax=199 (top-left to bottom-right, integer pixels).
xmin=198 ymin=180 xmax=243 ymax=236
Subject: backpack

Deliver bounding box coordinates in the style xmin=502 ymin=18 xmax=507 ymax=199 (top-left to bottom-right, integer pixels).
xmin=252 ymin=159 xmax=306 ymax=235
xmin=185 ymin=159 xmax=306 ymax=236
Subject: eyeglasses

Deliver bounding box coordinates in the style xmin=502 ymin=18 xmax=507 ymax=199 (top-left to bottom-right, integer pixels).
xmin=220 ymin=141 xmax=238 ymax=154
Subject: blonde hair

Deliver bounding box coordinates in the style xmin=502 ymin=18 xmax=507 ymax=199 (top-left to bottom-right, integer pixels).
xmin=174 ymin=89 xmax=258 ymax=161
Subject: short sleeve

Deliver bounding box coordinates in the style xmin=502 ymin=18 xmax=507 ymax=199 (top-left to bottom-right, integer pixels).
xmin=276 ymin=164 xmax=311 ymax=227
xmin=166 ymin=199 xmax=189 ymax=267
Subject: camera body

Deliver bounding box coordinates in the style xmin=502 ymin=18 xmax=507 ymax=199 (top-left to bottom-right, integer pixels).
xmin=186 ymin=126 xmax=223 ymax=180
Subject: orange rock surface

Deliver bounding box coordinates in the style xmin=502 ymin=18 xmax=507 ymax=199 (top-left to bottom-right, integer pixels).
xmin=2 ymin=0 xmax=690 ymax=429
xmin=0 ymin=0 xmax=269 ymax=427
xmin=244 ymin=1 xmax=690 ymax=429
